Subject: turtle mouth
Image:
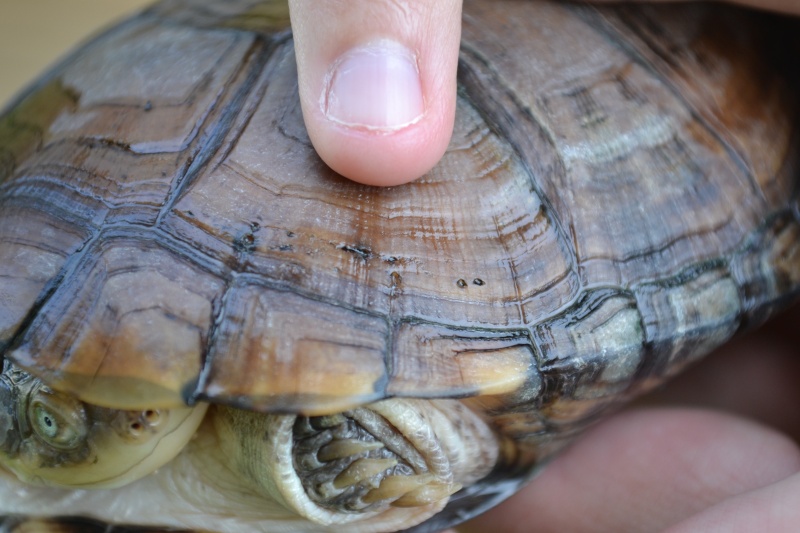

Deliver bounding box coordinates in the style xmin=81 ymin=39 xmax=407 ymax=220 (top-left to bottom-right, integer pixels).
xmin=293 ymin=406 xmax=459 ymax=513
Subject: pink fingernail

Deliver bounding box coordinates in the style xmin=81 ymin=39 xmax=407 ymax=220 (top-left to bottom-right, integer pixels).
xmin=322 ymin=39 xmax=424 ymax=131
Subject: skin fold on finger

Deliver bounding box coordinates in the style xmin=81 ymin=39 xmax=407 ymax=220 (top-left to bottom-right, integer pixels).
xmin=665 ymin=470 xmax=800 ymax=533
xmin=457 ymin=409 xmax=800 ymax=533
xmin=288 ymin=0 xmax=462 ymax=186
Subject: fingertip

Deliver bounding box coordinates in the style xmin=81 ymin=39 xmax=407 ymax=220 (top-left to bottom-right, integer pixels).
xmin=458 ymin=409 xmax=800 ymax=533
xmin=307 ymin=88 xmax=455 ymax=186
xmin=289 ymin=0 xmax=462 ymax=186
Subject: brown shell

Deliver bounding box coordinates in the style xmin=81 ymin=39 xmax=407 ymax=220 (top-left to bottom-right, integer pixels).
xmin=0 ymin=0 xmax=799 ymax=520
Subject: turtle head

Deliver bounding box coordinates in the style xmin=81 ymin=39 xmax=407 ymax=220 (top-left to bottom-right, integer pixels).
xmin=0 ymin=360 xmax=207 ymax=488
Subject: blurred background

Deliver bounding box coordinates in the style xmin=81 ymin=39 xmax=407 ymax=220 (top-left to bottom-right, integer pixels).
xmin=0 ymin=0 xmax=152 ymax=108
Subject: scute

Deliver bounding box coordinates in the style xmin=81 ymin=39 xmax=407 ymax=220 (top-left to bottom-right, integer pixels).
xmin=0 ymin=206 xmax=91 ymax=344
xmin=200 ymin=281 xmax=390 ymax=413
xmin=9 ymin=236 xmax=226 ymax=409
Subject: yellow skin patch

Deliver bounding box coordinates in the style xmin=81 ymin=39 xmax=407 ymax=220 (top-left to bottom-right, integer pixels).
xmin=0 ymin=363 xmax=207 ymax=489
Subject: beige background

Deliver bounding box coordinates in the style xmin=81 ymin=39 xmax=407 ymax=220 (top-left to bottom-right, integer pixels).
xmin=0 ymin=0 xmax=153 ymax=108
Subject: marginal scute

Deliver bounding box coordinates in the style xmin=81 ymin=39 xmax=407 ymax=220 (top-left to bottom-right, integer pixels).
xmin=768 ymin=219 xmax=800 ymax=290
xmin=200 ymin=282 xmax=389 ymax=413
xmin=531 ymin=291 xmax=644 ymax=423
xmin=388 ymin=322 xmax=537 ymax=398
xmin=635 ymin=267 xmax=741 ymax=379
xmin=535 ymin=291 xmax=643 ymax=372
xmin=731 ymin=214 xmax=800 ymax=326
xmin=0 ymin=207 xmax=91 ymax=345
xmin=9 ymin=238 xmax=225 ymax=409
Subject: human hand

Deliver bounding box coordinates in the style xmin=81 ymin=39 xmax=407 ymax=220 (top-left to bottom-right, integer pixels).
xmin=288 ymin=0 xmax=800 ymax=186
xmin=454 ymin=307 xmax=800 ymax=532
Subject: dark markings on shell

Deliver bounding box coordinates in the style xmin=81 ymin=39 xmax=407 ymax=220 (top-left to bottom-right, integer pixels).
xmin=336 ymin=243 xmax=373 ymax=261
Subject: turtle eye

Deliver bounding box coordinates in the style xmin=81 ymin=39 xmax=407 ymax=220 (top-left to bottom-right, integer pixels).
xmin=27 ymin=389 xmax=88 ymax=451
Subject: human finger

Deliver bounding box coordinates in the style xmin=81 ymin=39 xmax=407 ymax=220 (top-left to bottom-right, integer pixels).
xmin=665 ymin=470 xmax=800 ymax=532
xmin=458 ymin=409 xmax=800 ymax=532
xmin=288 ymin=0 xmax=462 ymax=186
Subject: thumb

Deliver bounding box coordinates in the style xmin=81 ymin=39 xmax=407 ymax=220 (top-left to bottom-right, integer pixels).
xmin=288 ymin=0 xmax=462 ymax=186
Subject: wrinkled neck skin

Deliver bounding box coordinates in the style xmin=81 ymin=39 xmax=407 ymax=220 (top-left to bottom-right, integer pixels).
xmin=0 ymin=399 xmax=501 ymax=532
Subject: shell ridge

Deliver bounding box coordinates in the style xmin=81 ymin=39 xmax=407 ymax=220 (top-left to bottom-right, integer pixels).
xmin=455 ymin=45 xmax=581 ymax=303
xmin=1 ymin=222 xmax=103 ymax=363
xmin=190 ymin=270 xmax=236 ymax=406
xmin=156 ymin=35 xmax=279 ymax=222
xmin=203 ymin=36 xmax=294 ymax=177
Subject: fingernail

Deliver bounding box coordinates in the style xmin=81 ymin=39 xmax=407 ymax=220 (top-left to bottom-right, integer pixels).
xmin=322 ymin=39 xmax=424 ymax=131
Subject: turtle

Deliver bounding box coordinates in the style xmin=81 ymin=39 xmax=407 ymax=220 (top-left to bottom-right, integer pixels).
xmin=0 ymin=0 xmax=798 ymax=531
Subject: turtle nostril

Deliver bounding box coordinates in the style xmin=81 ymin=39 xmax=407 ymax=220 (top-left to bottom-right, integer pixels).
xmin=143 ymin=410 xmax=160 ymax=424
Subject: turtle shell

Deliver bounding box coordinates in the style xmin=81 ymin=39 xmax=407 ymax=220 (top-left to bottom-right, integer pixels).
xmin=0 ymin=0 xmax=799 ymax=530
